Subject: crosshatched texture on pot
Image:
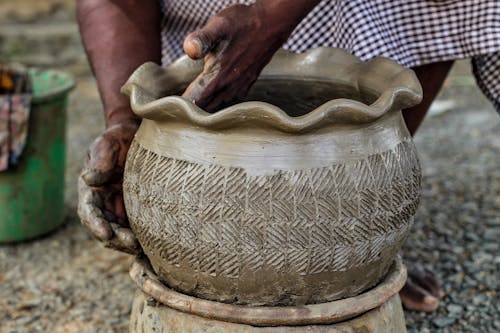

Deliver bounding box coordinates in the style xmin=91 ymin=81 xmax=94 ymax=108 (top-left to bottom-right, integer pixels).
xmin=123 ymin=139 xmax=421 ymax=305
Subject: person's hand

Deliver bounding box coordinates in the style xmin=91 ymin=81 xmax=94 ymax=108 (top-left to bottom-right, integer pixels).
xmin=78 ymin=120 xmax=141 ymax=254
xmin=182 ymin=1 xmax=319 ymax=112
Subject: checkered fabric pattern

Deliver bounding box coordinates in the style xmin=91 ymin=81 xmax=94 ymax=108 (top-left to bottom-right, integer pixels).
xmin=159 ymin=0 xmax=500 ymax=112
xmin=472 ymin=53 xmax=500 ymax=111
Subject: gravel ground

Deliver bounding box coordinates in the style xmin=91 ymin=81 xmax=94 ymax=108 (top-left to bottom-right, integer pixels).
xmin=402 ymin=85 xmax=500 ymax=332
xmin=0 ymin=6 xmax=498 ymax=330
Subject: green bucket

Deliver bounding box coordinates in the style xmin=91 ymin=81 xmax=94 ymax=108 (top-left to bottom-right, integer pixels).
xmin=0 ymin=69 xmax=75 ymax=242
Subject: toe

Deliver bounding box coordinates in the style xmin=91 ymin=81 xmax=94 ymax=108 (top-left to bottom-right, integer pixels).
xmin=400 ymin=278 xmax=440 ymax=312
xmin=408 ymin=265 xmax=444 ymax=299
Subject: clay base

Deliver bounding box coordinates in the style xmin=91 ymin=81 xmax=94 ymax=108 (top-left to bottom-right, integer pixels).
xmin=130 ymin=290 xmax=406 ymax=333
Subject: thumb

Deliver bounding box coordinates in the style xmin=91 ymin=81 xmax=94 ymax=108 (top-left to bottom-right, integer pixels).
xmin=183 ymin=16 xmax=229 ymax=59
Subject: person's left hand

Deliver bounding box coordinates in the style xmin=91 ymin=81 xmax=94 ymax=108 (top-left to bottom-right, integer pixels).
xmin=182 ymin=1 xmax=318 ymax=112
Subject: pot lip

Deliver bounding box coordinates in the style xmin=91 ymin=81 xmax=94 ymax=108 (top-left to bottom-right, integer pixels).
xmin=129 ymin=256 xmax=406 ymax=326
xmin=121 ymin=47 xmax=422 ymax=133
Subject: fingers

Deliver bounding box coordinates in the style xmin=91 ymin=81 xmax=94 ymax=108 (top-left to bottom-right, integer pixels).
xmin=184 ymin=66 xmax=257 ymax=113
xmin=400 ymin=277 xmax=440 ymax=312
xmin=407 ymin=266 xmax=444 ymax=299
xmin=181 ymin=59 xmax=221 ymax=108
xmin=113 ymin=192 xmax=128 ymax=225
xmin=78 ymin=175 xmax=113 ymax=241
xmin=78 ymin=175 xmax=141 ymax=254
xmin=182 ymin=3 xmax=273 ymax=112
xmin=78 ymin=124 xmax=141 ymax=254
xmin=184 ymin=16 xmax=229 ymax=59
xmin=100 ymin=183 xmax=128 ymax=226
xmin=203 ymin=73 xmax=257 ymax=112
xmin=106 ymin=223 xmax=141 ymax=255
xmin=400 ymin=264 xmax=444 ymax=312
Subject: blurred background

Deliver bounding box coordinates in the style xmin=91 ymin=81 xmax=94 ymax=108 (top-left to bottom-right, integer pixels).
xmin=0 ymin=1 xmax=498 ymax=332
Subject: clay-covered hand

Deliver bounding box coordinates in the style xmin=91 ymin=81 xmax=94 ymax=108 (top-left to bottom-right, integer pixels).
xmin=78 ymin=121 xmax=141 ymax=254
xmin=182 ymin=0 xmax=319 ymax=112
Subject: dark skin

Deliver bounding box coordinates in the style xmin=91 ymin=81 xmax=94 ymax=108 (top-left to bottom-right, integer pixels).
xmin=77 ymin=0 xmax=449 ymax=312
xmin=182 ymin=1 xmax=321 ymax=111
xmin=399 ymin=60 xmax=453 ymax=311
xmin=77 ymin=0 xmax=162 ymax=252
xmin=403 ymin=61 xmax=454 ymax=135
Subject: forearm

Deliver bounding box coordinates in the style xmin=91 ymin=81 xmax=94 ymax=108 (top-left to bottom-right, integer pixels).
xmin=77 ymin=0 xmax=161 ymax=127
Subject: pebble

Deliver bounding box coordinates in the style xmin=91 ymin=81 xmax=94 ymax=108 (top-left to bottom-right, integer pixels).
xmin=472 ymin=294 xmax=487 ymax=306
xmin=483 ymin=228 xmax=499 ymax=241
xmin=472 ymin=252 xmax=493 ymax=264
xmin=432 ymin=317 xmax=457 ymax=328
xmin=446 ymin=304 xmax=463 ymax=316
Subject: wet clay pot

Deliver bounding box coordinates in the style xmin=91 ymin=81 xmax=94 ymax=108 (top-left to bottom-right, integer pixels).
xmin=121 ymin=48 xmax=423 ymax=306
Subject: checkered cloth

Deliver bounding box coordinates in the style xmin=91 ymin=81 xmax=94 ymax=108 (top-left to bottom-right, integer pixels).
xmin=159 ymin=0 xmax=500 ymax=111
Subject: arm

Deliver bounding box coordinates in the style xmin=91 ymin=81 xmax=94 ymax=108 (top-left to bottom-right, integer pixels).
xmin=77 ymin=0 xmax=161 ymax=127
xmin=77 ymin=0 xmax=161 ymax=253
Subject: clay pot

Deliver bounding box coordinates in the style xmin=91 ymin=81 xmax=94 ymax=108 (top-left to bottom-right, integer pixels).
xmin=121 ymin=48 xmax=423 ymax=306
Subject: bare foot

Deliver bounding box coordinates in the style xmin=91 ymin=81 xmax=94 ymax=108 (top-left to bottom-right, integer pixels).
xmin=399 ymin=265 xmax=445 ymax=312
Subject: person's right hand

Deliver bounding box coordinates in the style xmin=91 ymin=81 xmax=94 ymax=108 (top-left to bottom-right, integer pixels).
xmin=182 ymin=0 xmax=320 ymax=113
xmin=78 ymin=120 xmax=141 ymax=254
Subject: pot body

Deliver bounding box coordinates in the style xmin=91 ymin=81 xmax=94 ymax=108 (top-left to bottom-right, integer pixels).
xmin=123 ymin=110 xmax=421 ymax=305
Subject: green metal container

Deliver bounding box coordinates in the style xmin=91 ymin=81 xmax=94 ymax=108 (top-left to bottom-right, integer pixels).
xmin=0 ymin=69 xmax=74 ymax=242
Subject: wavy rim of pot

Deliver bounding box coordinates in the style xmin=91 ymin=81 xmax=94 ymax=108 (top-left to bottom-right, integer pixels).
xmin=121 ymin=47 xmax=422 ymax=133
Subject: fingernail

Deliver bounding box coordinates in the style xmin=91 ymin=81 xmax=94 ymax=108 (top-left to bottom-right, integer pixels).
xmin=192 ymin=37 xmax=202 ymax=49
xmin=194 ymin=37 xmax=212 ymax=58
xmin=184 ymin=36 xmax=202 ymax=59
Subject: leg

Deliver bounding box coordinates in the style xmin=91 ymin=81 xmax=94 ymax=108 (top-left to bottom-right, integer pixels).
xmin=403 ymin=60 xmax=454 ymax=135
xmin=399 ymin=60 xmax=453 ymax=312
